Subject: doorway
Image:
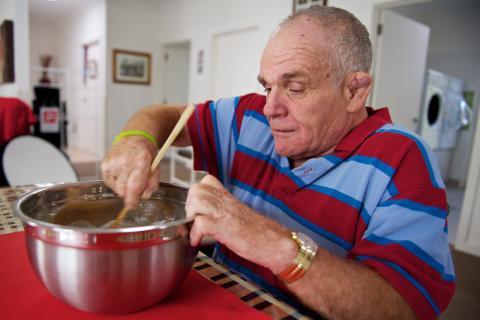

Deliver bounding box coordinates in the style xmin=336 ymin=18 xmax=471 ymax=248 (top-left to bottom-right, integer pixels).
xmin=162 ymin=41 xmax=195 ymax=186
xmin=210 ymin=25 xmax=263 ymax=100
xmin=162 ymin=41 xmax=190 ymax=105
xmin=372 ymin=0 xmax=480 ymax=247
xmin=28 ymin=0 xmax=105 ymax=180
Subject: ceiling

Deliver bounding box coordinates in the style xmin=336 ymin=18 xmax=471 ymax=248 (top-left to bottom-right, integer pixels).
xmin=29 ymin=0 xmax=103 ymax=21
xmin=29 ymin=0 xmax=480 ymax=24
xmin=392 ymin=0 xmax=480 ymax=12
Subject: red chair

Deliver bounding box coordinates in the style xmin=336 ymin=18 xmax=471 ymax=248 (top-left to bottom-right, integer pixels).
xmin=0 ymin=97 xmax=37 ymax=186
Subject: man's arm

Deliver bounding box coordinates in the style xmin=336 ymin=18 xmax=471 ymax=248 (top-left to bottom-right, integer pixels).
xmin=274 ymin=242 xmax=417 ymax=320
xmin=122 ymin=104 xmax=192 ymax=147
xmin=186 ymin=175 xmax=417 ymax=320
xmin=101 ymin=104 xmax=191 ymax=208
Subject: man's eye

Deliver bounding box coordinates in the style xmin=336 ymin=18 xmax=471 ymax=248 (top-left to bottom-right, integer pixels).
xmin=287 ymin=87 xmax=306 ymax=98
xmin=263 ymin=88 xmax=271 ymax=94
xmin=288 ymin=88 xmax=304 ymax=94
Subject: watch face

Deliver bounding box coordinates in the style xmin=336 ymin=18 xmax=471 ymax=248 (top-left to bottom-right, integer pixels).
xmin=297 ymin=232 xmax=318 ymax=251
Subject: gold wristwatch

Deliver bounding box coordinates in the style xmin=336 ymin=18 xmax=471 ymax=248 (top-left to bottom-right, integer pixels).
xmin=277 ymin=232 xmax=318 ymax=283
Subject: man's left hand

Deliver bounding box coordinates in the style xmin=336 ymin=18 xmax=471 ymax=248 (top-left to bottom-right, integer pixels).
xmin=185 ymin=175 xmax=296 ymax=271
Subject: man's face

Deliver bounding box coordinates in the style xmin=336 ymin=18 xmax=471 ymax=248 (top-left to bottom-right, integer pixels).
xmin=259 ymin=20 xmax=349 ymax=164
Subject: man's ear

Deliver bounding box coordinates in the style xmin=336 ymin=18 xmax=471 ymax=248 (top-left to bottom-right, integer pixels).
xmin=343 ymin=72 xmax=372 ymax=113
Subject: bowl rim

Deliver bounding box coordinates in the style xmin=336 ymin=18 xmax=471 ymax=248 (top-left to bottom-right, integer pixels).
xmin=14 ymin=180 xmax=194 ymax=234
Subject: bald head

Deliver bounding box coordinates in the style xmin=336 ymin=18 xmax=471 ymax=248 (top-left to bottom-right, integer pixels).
xmin=277 ymin=6 xmax=372 ymax=85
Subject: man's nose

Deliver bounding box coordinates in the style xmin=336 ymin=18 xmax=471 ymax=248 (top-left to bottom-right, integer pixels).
xmin=263 ymin=89 xmax=287 ymax=118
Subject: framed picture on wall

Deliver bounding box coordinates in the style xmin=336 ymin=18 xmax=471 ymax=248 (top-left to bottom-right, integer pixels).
xmin=293 ymin=0 xmax=328 ymax=13
xmin=113 ymin=49 xmax=151 ymax=85
xmin=0 ymin=20 xmax=15 ymax=84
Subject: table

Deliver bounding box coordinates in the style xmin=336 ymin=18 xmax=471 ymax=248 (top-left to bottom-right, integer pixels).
xmin=0 ymin=186 xmax=311 ymax=320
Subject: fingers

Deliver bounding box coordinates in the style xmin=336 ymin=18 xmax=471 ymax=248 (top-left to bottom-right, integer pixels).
xmin=124 ymin=164 xmax=150 ymax=209
xmin=189 ymin=215 xmax=214 ymax=247
xmin=101 ymin=137 xmax=157 ymax=208
xmin=101 ymin=160 xmax=117 ymax=189
xmin=141 ymin=171 xmax=159 ymax=200
xmin=185 ymin=182 xmax=218 ymax=218
xmin=186 ymin=183 xmax=209 ymax=246
xmin=114 ymin=171 xmax=128 ymax=197
xmin=185 ymin=179 xmax=225 ymax=246
xmin=200 ymin=174 xmax=223 ymax=188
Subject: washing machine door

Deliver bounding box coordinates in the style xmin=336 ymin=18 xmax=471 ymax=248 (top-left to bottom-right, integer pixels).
xmin=420 ymin=86 xmax=444 ymax=149
xmin=426 ymin=93 xmax=442 ymax=127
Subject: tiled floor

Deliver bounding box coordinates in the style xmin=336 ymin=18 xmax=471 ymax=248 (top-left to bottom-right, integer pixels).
xmin=441 ymin=248 xmax=480 ymax=319
xmin=68 ymin=150 xmax=480 ymax=319
xmin=443 ymin=183 xmax=480 ymax=319
xmin=446 ymin=183 xmax=465 ymax=244
xmin=64 ymin=146 xmax=101 ymax=181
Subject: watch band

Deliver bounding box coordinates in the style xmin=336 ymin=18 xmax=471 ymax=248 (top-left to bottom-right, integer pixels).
xmin=277 ymin=232 xmax=317 ymax=283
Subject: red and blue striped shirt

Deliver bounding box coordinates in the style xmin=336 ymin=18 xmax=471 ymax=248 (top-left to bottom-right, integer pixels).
xmin=187 ymin=93 xmax=455 ymax=320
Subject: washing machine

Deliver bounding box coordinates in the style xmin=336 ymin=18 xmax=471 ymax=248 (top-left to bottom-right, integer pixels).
xmin=439 ymin=77 xmax=472 ymax=149
xmin=419 ymin=69 xmax=449 ymax=149
xmin=419 ymin=69 xmax=472 ymax=180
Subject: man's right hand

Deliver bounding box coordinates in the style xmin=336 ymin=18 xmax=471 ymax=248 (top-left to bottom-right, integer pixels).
xmin=101 ymin=135 xmax=159 ymax=210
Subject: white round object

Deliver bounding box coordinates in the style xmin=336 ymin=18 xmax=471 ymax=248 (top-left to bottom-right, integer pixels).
xmin=2 ymin=136 xmax=78 ymax=186
xmin=419 ymin=70 xmax=448 ymax=150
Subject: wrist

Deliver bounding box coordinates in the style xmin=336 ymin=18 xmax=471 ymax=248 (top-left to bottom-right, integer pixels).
xmin=113 ymin=130 xmax=158 ymax=148
xmin=112 ymin=134 xmax=158 ymax=157
xmin=269 ymin=231 xmax=299 ymax=275
xmin=275 ymin=232 xmax=318 ymax=284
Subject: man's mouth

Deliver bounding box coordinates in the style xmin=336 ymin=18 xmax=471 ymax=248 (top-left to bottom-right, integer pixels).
xmin=271 ymin=129 xmax=295 ymax=136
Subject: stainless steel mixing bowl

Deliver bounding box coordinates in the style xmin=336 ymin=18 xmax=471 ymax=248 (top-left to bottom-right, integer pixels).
xmin=15 ymin=181 xmax=197 ymax=314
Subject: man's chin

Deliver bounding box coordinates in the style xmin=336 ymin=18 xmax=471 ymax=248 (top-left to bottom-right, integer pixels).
xmin=274 ymin=145 xmax=294 ymax=158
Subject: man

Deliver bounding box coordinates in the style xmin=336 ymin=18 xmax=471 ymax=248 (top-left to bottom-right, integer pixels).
xmin=102 ymin=6 xmax=455 ymax=320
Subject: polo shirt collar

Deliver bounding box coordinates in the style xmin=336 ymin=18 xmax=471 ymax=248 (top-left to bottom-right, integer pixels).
xmin=278 ymin=107 xmax=393 ymax=187
xmin=334 ymin=107 xmax=392 ymax=155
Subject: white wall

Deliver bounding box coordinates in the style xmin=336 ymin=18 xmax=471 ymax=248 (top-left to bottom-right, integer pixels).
xmin=105 ymin=0 xmax=161 ymax=149
xmin=29 ymin=15 xmax=57 ymax=73
xmin=0 ymin=0 xmax=30 ymax=100
xmin=329 ymin=0 xmax=422 ymax=34
xmin=104 ymin=0 xmax=292 ymax=150
xmin=155 ymin=0 xmax=291 ymax=103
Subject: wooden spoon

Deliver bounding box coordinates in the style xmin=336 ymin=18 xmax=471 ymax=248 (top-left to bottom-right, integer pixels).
xmin=111 ymin=104 xmax=195 ymax=228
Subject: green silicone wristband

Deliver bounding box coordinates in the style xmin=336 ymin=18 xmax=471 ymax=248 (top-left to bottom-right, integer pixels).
xmin=113 ymin=130 xmax=158 ymax=148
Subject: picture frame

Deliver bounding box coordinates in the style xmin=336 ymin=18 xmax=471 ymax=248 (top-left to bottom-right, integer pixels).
xmin=293 ymin=0 xmax=328 ymax=13
xmin=113 ymin=49 xmax=151 ymax=85
xmin=0 ymin=20 xmax=15 ymax=84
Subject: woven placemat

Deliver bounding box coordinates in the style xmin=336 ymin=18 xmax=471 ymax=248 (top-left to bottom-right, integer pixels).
xmin=194 ymin=254 xmax=312 ymax=320
xmin=0 ymin=187 xmax=35 ymax=235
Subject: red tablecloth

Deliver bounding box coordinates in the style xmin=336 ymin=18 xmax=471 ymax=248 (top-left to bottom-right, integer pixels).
xmin=0 ymin=232 xmax=270 ymax=320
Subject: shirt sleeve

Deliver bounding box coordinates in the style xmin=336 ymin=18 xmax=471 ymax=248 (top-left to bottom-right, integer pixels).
xmin=187 ymin=96 xmax=241 ymax=187
xmin=187 ymin=93 xmax=265 ymax=188
xmin=348 ymin=184 xmax=455 ymax=320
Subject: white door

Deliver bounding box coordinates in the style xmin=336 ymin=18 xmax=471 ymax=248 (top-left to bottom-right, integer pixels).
xmin=77 ymin=42 xmax=100 ymax=156
xmin=455 ymin=113 xmax=480 ymax=257
xmin=371 ymin=10 xmax=430 ymax=132
xmin=163 ymin=42 xmax=190 ymax=105
xmin=68 ymin=42 xmax=100 ymax=158
xmin=162 ymin=41 xmax=191 ymax=167
xmin=211 ymin=26 xmax=263 ymax=100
